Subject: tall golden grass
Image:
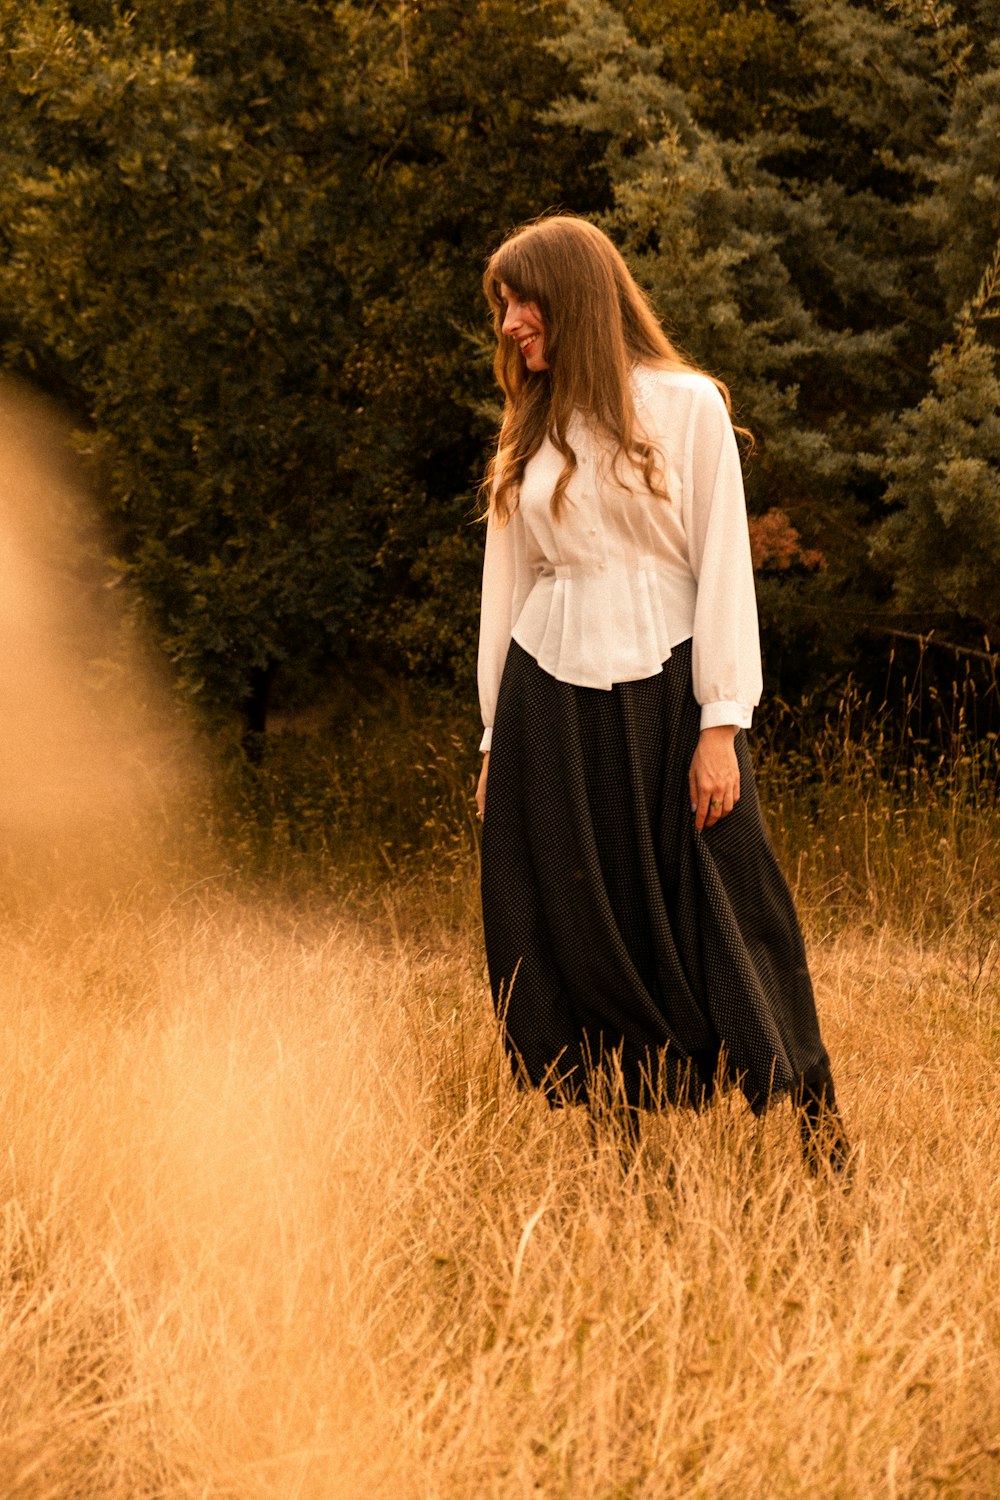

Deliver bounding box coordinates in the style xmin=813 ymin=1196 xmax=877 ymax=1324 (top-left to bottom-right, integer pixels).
xmin=2 ymin=383 xmax=999 ymax=1497
xmin=2 ymin=874 xmax=999 ymax=1498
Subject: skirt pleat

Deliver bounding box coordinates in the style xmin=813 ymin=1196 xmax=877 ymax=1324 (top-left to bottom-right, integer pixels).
xmin=480 ymin=639 xmax=829 ymax=1113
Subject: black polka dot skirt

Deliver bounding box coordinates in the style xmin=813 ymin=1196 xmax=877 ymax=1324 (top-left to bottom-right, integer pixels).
xmin=480 ymin=638 xmax=833 ymax=1114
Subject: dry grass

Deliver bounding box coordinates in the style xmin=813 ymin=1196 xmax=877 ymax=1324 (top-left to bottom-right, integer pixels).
xmin=1 ymin=867 xmax=998 ymax=1500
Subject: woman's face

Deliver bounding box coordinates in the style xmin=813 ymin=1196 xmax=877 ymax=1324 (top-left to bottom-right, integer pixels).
xmin=500 ymin=282 xmax=548 ymax=372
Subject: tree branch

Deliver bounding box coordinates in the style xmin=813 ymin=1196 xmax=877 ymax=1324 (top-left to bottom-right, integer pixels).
xmin=883 ymin=628 xmax=998 ymax=666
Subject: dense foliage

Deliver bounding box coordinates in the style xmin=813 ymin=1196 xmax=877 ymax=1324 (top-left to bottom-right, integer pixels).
xmin=0 ymin=0 xmax=997 ymax=729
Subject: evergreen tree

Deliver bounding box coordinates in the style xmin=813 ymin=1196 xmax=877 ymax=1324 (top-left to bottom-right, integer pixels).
xmin=913 ymin=30 xmax=1000 ymax=316
xmin=623 ymin=0 xmax=804 ymax=136
xmin=875 ymin=239 xmax=1000 ymax=635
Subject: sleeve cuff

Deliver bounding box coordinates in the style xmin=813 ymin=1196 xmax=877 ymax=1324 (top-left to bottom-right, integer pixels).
xmin=699 ymin=700 xmax=753 ymax=731
xmin=479 ymin=726 xmax=493 ymax=753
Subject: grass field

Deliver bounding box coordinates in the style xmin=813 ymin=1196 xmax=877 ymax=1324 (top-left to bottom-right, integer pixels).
xmin=2 ymin=382 xmax=1000 ymax=1497
xmin=1 ymin=837 xmax=999 ymax=1499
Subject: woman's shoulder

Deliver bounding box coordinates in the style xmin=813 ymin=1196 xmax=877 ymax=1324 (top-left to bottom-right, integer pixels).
xmin=630 ymin=363 xmax=727 ymax=419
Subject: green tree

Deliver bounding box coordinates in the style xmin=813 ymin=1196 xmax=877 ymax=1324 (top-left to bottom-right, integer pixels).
xmin=623 ymin=0 xmax=804 ymax=136
xmin=0 ymin=0 xmax=395 ymax=728
xmin=875 ymin=239 xmax=1000 ymax=634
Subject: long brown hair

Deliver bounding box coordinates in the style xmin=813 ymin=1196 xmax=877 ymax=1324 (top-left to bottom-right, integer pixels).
xmin=480 ymin=215 xmax=739 ymax=524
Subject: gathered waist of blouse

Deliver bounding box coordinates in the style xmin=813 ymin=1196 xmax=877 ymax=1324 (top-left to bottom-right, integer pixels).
xmin=510 ymin=554 xmax=699 ymax=690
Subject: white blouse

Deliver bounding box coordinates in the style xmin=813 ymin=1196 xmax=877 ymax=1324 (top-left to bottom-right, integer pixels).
xmin=477 ymin=365 xmax=763 ymax=753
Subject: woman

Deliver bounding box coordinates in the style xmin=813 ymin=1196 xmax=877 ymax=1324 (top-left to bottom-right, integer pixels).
xmin=475 ymin=215 xmax=847 ymax=1169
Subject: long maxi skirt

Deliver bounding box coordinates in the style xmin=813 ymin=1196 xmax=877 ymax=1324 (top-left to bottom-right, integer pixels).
xmin=480 ymin=638 xmax=834 ymax=1114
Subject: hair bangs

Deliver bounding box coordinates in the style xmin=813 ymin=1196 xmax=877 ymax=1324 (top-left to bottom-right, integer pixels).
xmin=485 ymin=240 xmax=546 ymax=323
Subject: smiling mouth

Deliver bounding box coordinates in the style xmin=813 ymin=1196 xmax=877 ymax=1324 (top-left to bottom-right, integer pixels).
xmin=519 ymin=336 xmax=539 ymax=356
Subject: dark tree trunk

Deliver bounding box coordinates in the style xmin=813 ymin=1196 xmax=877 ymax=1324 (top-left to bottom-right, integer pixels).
xmin=242 ymin=661 xmax=275 ymax=761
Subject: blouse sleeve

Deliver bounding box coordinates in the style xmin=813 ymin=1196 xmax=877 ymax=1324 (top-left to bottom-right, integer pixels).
xmin=681 ymin=381 xmax=763 ymax=731
xmin=477 ymin=505 xmax=531 ymax=752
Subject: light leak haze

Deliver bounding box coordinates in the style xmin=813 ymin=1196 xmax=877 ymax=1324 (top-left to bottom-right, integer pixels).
xmin=0 ymin=381 xmax=190 ymax=884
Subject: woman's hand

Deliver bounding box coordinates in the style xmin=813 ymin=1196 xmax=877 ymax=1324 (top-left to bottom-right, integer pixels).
xmin=689 ymin=726 xmax=740 ymax=832
xmin=476 ymin=751 xmax=490 ymax=821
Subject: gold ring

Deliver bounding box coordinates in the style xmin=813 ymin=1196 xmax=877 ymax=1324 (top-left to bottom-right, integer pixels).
xmin=710 ymin=799 xmax=722 ymax=810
